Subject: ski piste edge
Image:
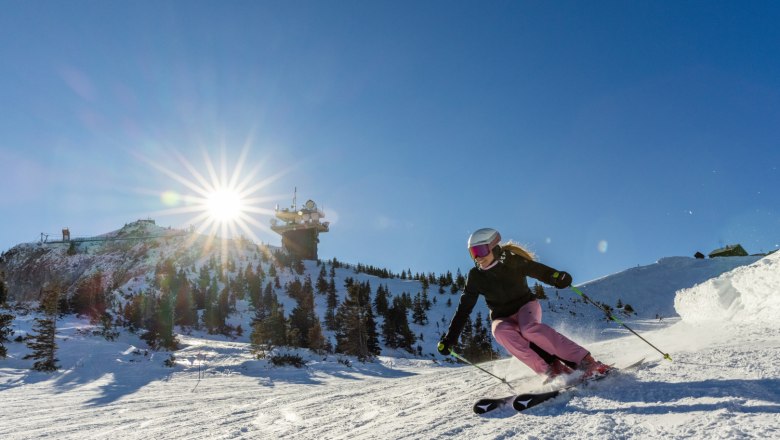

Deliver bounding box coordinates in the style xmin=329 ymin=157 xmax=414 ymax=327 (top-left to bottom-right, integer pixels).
xmin=473 ymin=358 xmax=646 ymax=415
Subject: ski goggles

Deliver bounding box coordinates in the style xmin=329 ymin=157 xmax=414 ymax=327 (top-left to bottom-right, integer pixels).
xmin=468 ymin=243 xmax=493 ymax=259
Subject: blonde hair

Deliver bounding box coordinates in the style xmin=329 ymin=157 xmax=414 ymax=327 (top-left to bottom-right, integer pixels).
xmin=501 ymin=241 xmax=536 ymax=261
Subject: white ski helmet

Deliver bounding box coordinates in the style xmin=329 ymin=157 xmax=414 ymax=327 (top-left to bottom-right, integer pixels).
xmin=467 ymin=228 xmax=501 ymax=259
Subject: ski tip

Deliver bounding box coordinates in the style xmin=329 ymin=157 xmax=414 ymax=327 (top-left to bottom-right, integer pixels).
xmin=472 ymin=397 xmax=509 ymax=415
xmin=618 ymin=357 xmax=646 ymax=371
xmin=473 ymin=403 xmax=494 ymax=415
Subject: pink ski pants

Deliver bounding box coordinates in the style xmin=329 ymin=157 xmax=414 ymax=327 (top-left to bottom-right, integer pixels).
xmin=491 ymin=300 xmax=589 ymax=375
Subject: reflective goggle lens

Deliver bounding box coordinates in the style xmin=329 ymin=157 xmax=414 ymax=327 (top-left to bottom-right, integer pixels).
xmin=469 ymin=244 xmax=492 ymax=259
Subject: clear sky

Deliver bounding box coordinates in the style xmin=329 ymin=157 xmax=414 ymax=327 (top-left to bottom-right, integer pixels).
xmin=1 ymin=1 xmax=778 ymax=283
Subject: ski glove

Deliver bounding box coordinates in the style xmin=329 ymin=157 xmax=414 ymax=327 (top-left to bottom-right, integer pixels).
xmin=552 ymin=271 xmax=572 ymax=288
xmin=437 ymin=340 xmax=452 ymax=356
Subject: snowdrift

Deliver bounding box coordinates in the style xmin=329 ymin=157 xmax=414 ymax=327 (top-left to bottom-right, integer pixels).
xmin=674 ymin=252 xmax=780 ymax=324
xmin=572 ymin=255 xmax=761 ymax=321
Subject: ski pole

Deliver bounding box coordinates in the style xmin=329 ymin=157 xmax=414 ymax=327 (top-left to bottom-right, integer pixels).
xmin=569 ymin=286 xmax=672 ymax=362
xmin=448 ymin=349 xmax=517 ymax=393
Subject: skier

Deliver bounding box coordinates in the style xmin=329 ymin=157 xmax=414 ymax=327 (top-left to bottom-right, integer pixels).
xmin=437 ymin=228 xmax=611 ymax=382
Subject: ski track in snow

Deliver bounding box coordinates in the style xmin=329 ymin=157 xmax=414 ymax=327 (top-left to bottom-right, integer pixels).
xmin=2 ymin=253 xmax=779 ymax=439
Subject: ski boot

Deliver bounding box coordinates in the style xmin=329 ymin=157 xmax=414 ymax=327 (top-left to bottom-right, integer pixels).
xmin=577 ymin=354 xmax=613 ymax=381
xmin=543 ymin=358 xmax=574 ymax=384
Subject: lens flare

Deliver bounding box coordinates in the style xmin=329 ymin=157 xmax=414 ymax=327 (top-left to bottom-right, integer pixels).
xmin=160 ymin=191 xmax=180 ymax=206
xmin=598 ymin=240 xmax=608 ymax=253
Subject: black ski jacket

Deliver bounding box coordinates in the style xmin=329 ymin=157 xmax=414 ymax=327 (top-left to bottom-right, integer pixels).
xmin=442 ymin=249 xmax=564 ymax=346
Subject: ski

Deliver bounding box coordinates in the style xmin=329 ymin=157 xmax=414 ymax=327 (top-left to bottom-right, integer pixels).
xmin=473 ymin=395 xmax=515 ymax=414
xmin=472 ymin=389 xmax=564 ymax=414
xmin=473 ymin=358 xmax=645 ymax=415
xmin=512 ymin=389 xmax=562 ymax=411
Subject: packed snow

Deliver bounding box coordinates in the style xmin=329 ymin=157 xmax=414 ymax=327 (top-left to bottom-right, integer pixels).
xmin=2 ymin=252 xmax=779 ymax=439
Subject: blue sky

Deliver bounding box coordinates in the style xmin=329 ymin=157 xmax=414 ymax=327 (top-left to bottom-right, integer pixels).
xmin=1 ymin=1 xmax=778 ymax=283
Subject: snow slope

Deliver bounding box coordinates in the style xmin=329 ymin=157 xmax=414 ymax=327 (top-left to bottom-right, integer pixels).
xmin=2 ymin=253 xmax=779 ymax=439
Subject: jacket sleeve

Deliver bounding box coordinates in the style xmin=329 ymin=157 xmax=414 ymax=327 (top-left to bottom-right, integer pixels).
xmin=441 ymin=285 xmax=479 ymax=346
xmin=519 ymin=258 xmax=565 ymax=287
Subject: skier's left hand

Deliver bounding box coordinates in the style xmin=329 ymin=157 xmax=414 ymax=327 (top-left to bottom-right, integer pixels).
xmin=552 ymin=271 xmax=572 ymax=288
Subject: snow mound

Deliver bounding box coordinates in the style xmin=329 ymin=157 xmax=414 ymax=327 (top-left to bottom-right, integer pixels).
xmin=674 ymin=252 xmax=780 ymax=324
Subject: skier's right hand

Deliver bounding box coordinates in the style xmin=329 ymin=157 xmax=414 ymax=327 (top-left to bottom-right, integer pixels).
xmin=437 ymin=339 xmax=452 ymax=356
xmin=552 ymin=271 xmax=573 ymax=288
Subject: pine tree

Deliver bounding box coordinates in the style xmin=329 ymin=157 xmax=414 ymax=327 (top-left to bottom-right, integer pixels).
xmin=471 ymin=312 xmax=498 ymax=362
xmin=307 ymin=319 xmax=326 ymax=353
xmin=382 ymin=296 xmax=416 ymax=353
xmin=174 ymin=269 xmax=197 ymax=327
xmin=218 ymin=285 xmax=231 ymax=331
xmin=533 ymin=282 xmax=547 ymax=300
xmin=97 ymin=311 xmax=119 ymax=341
xmin=288 ymin=276 xmax=320 ymax=349
xmin=324 ymin=277 xmax=338 ymax=331
xmin=460 ymin=316 xmax=474 ymax=358
xmin=0 ymin=311 xmax=14 ymax=358
xmin=157 ymin=288 xmax=178 ymax=350
xmin=123 ymin=294 xmax=145 ymax=332
xmin=335 ymin=281 xmax=378 ymax=360
xmin=458 ymin=313 xmax=498 ymax=362
xmin=203 ymin=278 xmax=219 ymax=332
xmin=250 ymin=291 xmax=287 ymax=356
xmin=256 ymin=262 xmax=266 ymax=283
xmin=316 ymin=265 xmax=328 ymax=295
xmin=293 ymin=258 xmax=305 ymax=275
xmin=303 ymin=275 xmax=314 ymax=300
xmin=25 ymin=289 xmax=59 ymax=371
xmin=363 ymin=295 xmax=380 ymax=356
xmin=420 ymin=277 xmax=429 ymax=294
xmin=141 ymin=290 xmax=179 ymax=351
xmin=422 ymin=290 xmax=431 ymax=311
xmin=405 ymin=292 xmax=415 ymax=309
xmin=411 ymin=293 xmax=428 ymax=325
xmin=381 ymin=303 xmax=399 ymax=349
xmin=195 ymin=265 xmax=210 ymax=310
xmin=247 ymin=265 xmax=262 ymax=310
xmin=455 ymin=269 xmax=466 ymax=290
xmin=262 ymin=281 xmax=275 ymax=311
xmin=0 ymin=276 xmax=8 ymax=305
xmin=71 ymin=271 xmax=108 ymax=321
xmin=374 ymin=284 xmax=389 ymax=317
xmin=231 ymin=267 xmax=246 ymax=301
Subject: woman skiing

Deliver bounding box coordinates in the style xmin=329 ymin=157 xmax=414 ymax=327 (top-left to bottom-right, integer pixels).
xmin=437 ymin=228 xmax=610 ymax=382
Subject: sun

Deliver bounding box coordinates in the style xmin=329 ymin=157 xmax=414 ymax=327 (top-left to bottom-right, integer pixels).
xmin=136 ymin=143 xmax=289 ymax=262
xmin=206 ymin=189 xmax=245 ymax=223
